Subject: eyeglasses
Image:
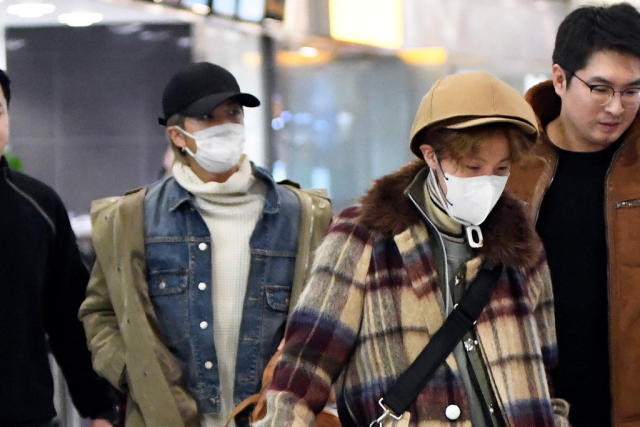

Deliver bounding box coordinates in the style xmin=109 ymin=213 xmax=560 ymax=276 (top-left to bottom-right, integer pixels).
xmin=570 ymin=71 xmax=640 ymax=107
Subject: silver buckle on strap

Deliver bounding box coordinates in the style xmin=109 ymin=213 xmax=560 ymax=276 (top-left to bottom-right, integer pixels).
xmin=369 ymin=398 xmax=403 ymax=426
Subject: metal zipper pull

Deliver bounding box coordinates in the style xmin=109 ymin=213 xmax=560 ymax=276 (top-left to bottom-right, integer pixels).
xmin=616 ymin=198 xmax=640 ymax=208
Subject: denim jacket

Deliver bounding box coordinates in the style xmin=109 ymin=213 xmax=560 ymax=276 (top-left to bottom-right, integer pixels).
xmin=143 ymin=164 xmax=301 ymax=415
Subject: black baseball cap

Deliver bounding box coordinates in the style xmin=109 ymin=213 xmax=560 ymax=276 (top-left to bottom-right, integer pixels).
xmin=158 ymin=62 xmax=260 ymax=126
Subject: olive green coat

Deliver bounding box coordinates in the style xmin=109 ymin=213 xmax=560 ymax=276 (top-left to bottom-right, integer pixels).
xmin=79 ymin=184 xmax=332 ymax=426
xmin=79 ymin=188 xmax=200 ymax=427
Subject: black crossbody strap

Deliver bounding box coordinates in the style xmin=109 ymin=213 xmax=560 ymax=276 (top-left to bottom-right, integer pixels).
xmin=375 ymin=264 xmax=503 ymax=422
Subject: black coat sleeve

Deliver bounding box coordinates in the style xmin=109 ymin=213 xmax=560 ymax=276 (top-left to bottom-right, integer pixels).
xmin=42 ymin=193 xmax=118 ymax=419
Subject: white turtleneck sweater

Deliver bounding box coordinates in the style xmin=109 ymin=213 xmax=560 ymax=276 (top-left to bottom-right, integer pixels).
xmin=172 ymin=156 xmax=267 ymax=427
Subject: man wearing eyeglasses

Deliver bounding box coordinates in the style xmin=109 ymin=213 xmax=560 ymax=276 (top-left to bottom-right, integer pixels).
xmin=508 ymin=4 xmax=640 ymax=426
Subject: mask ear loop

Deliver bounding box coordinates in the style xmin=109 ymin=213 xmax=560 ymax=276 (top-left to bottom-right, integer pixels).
xmin=437 ymin=157 xmax=449 ymax=181
xmin=174 ymin=125 xmax=196 ymax=139
xmin=173 ymin=126 xmax=197 ymax=157
xmin=434 ymin=157 xmax=454 ymax=207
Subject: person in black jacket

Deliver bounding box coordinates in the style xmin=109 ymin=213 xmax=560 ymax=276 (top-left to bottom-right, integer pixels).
xmin=0 ymin=68 xmax=119 ymax=426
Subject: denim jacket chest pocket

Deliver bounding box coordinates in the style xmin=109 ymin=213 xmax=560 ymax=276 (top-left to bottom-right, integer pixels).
xmin=262 ymin=253 xmax=296 ymax=311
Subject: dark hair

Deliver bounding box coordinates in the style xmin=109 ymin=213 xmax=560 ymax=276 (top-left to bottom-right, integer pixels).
xmin=553 ymin=3 xmax=640 ymax=85
xmin=0 ymin=69 xmax=10 ymax=107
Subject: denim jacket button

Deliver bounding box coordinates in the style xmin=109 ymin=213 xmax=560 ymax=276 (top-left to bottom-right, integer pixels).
xmin=198 ymin=242 xmax=208 ymax=251
xmin=158 ymin=281 xmax=166 ymax=290
xmin=198 ymin=282 xmax=207 ymax=291
xmin=204 ymin=361 xmax=213 ymax=370
xmin=200 ymin=321 xmax=208 ymax=329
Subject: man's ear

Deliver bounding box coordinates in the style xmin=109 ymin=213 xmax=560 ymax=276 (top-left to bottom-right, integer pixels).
xmin=167 ymin=126 xmax=186 ymax=149
xmin=419 ymin=144 xmax=437 ymax=169
xmin=551 ymin=64 xmax=567 ymax=96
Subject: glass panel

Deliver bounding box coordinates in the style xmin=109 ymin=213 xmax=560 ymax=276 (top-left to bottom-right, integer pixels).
xmin=212 ymin=0 xmax=236 ymax=16
xmin=237 ymin=0 xmax=266 ymax=22
xmin=271 ymin=45 xmax=445 ymax=211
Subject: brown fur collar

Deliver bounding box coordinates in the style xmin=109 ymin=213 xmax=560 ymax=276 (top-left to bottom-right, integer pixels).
xmin=358 ymin=160 xmax=540 ymax=269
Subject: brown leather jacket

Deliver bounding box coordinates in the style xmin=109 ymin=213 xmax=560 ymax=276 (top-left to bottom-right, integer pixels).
xmin=508 ymin=80 xmax=640 ymax=427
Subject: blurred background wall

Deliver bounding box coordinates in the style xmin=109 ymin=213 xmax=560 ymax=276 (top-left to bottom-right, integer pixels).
xmin=5 ymin=24 xmax=191 ymax=213
xmin=6 ymin=0 xmax=634 ymax=212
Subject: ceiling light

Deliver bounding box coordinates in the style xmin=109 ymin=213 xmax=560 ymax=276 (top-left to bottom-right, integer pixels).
xmin=57 ymin=11 xmax=103 ymax=27
xmin=398 ymin=47 xmax=448 ymax=65
xmin=188 ymin=3 xmax=209 ymax=15
xmin=7 ymin=2 xmax=55 ymax=18
xmin=299 ymin=46 xmax=318 ymax=58
xmin=329 ymin=0 xmax=403 ymax=49
xmin=276 ymin=50 xmax=333 ymax=66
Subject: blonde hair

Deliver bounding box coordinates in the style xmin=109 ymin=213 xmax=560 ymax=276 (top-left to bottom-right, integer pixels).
xmin=417 ymin=123 xmax=534 ymax=164
xmin=165 ymin=114 xmax=189 ymax=165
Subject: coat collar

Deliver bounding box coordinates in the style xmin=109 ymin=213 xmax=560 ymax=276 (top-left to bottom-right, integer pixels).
xmin=357 ymin=160 xmax=540 ymax=269
xmin=167 ymin=161 xmax=281 ymax=214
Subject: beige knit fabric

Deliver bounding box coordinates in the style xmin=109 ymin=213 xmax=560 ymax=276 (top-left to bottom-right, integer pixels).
xmin=173 ymin=156 xmax=267 ymax=427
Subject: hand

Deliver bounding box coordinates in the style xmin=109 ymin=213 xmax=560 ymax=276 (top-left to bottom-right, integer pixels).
xmin=91 ymin=419 xmax=113 ymax=427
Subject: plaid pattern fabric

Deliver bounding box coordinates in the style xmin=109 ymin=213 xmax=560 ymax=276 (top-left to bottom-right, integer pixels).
xmin=258 ymin=173 xmax=561 ymax=426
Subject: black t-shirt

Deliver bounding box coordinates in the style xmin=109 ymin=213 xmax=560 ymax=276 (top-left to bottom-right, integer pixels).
xmin=536 ymin=140 xmax=620 ymax=427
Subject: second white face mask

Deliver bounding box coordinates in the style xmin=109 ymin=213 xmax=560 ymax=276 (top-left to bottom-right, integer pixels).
xmin=177 ymin=122 xmax=245 ymax=173
xmin=442 ymin=172 xmax=508 ymax=225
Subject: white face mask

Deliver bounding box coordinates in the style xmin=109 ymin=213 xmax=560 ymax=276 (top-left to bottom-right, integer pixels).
xmin=439 ymin=171 xmax=508 ymax=226
xmin=176 ymin=122 xmax=245 ymax=173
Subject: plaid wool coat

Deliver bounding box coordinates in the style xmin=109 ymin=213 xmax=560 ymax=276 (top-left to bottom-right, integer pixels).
xmin=256 ymin=162 xmax=569 ymax=426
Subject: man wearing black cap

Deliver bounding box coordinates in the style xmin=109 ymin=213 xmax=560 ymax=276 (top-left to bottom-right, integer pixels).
xmin=79 ymin=62 xmax=332 ymax=427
